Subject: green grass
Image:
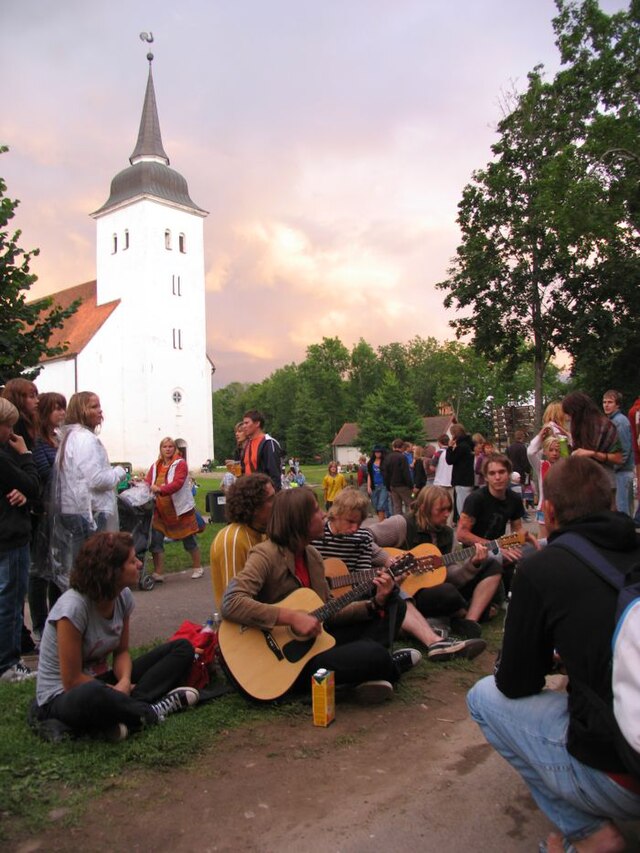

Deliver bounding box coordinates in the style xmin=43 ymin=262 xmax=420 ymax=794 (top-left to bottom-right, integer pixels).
xmin=0 ymin=629 xmax=496 ymax=840
xmin=0 ymin=673 xmax=305 ymax=840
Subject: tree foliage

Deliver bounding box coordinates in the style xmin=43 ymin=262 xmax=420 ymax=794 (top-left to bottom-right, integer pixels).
xmin=436 ymin=0 xmax=639 ymax=424
xmin=212 ymin=334 xmax=565 ymax=462
xmin=0 ymin=147 xmax=80 ymax=382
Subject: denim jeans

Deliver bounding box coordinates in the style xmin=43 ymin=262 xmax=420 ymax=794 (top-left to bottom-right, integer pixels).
xmin=454 ymin=485 xmax=473 ymax=518
xmin=0 ymin=544 xmax=30 ymax=674
xmin=615 ymin=469 xmax=635 ymax=516
xmin=467 ymin=676 xmax=640 ymax=841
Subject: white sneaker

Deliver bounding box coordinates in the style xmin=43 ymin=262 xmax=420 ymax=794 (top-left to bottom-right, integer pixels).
xmin=0 ymin=661 xmax=37 ymax=683
xmin=191 ymin=567 xmax=204 ymax=579
xmin=353 ymin=680 xmax=394 ymax=704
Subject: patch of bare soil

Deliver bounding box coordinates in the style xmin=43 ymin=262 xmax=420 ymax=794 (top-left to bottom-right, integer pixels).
xmin=12 ymin=659 xmax=558 ymax=853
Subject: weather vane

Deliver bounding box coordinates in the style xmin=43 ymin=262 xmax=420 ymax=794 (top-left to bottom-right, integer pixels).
xmin=139 ymin=31 xmax=154 ymax=62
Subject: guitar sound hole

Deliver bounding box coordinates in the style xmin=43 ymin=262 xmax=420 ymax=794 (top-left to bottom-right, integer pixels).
xmin=282 ymin=637 xmax=315 ymax=663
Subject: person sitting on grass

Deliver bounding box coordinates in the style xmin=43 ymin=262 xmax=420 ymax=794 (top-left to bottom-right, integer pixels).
xmin=312 ymin=487 xmax=486 ymax=661
xmin=32 ymin=532 xmax=199 ymax=742
xmin=222 ymin=487 xmax=421 ymax=704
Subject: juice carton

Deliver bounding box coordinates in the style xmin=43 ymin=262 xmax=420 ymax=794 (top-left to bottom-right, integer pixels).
xmin=312 ymin=668 xmax=335 ymax=727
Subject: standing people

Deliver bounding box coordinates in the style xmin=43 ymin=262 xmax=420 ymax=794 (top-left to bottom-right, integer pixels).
xmin=367 ymin=446 xmax=390 ymax=521
xmin=535 ymin=435 xmax=562 ymax=539
xmin=240 ymin=410 xmax=282 ymax=491
xmin=1 ymin=379 xmax=39 ymax=450
xmin=146 ymin=437 xmax=203 ymax=581
xmin=30 ymin=392 xmax=67 ymax=639
xmin=432 ymin=434 xmax=453 ymax=496
xmin=602 ymin=390 xmax=635 ymax=517
xmin=34 ymin=532 xmax=198 ymax=741
xmin=50 ymin=392 xmax=127 ymax=594
xmin=322 ymin=461 xmax=346 ymax=510
xmin=629 ymin=395 xmax=640 ymax=523
xmin=506 ymin=430 xmax=531 ymax=485
xmin=562 ymin=392 xmax=622 ymax=501
xmin=0 ymin=398 xmax=40 ymax=682
xmin=383 ymin=438 xmax=413 ymax=516
xmin=468 ymin=457 xmax=640 ymax=852
xmin=446 ymin=424 xmax=475 ymax=520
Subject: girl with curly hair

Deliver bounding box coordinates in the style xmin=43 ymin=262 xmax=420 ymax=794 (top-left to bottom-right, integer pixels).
xmin=34 ymin=532 xmax=198 ymax=741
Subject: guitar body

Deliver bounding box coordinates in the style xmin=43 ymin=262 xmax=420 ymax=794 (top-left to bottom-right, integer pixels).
xmin=218 ymin=587 xmax=336 ymax=701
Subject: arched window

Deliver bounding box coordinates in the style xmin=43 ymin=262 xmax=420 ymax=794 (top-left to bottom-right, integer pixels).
xmin=165 ymin=229 xmax=172 ymax=250
xmin=179 ymin=233 xmax=186 ymax=253
xmin=124 ymin=229 xmax=130 ymax=250
xmin=112 ymin=234 xmax=117 ymax=254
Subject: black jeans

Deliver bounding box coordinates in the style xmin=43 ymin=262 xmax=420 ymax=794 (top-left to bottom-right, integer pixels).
xmin=37 ymin=639 xmax=194 ymax=734
xmin=294 ymin=599 xmax=407 ymax=690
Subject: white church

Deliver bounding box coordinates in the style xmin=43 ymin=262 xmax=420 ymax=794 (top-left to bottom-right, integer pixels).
xmin=35 ymin=54 xmax=215 ymax=470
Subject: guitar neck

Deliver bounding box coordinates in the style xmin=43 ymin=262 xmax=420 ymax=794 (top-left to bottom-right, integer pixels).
xmin=315 ymin=556 xmax=413 ymax=621
xmin=441 ymin=536 xmax=517 ymax=567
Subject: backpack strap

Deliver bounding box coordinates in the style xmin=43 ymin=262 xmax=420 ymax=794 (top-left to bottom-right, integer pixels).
xmin=551 ymin=532 xmax=624 ymax=592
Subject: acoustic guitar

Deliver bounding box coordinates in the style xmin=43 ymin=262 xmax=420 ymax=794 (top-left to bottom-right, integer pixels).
xmin=325 ymin=531 xmax=526 ymax=598
xmin=218 ymin=551 xmax=421 ymax=701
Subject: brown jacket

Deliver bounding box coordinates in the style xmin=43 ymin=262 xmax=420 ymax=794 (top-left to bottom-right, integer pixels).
xmin=221 ymin=539 xmax=371 ymax=630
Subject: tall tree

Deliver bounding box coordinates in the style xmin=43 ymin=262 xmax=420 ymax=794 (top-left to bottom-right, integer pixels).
xmin=287 ymin=379 xmax=329 ymax=462
xmin=357 ymin=374 xmax=424 ymax=452
xmin=298 ymin=337 xmax=350 ymax=442
xmin=436 ymin=1 xmax=639 ymax=426
xmin=0 ymin=147 xmax=79 ymax=382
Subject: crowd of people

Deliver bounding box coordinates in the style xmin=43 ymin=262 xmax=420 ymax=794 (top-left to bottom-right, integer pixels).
xmin=2 ymin=387 xmax=640 ymax=849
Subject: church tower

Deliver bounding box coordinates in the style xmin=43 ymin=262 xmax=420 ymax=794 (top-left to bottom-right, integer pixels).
xmin=88 ymin=52 xmax=214 ymax=468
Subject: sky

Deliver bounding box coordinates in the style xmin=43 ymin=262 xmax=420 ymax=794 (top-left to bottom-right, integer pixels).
xmin=0 ymin=0 xmax=626 ymax=389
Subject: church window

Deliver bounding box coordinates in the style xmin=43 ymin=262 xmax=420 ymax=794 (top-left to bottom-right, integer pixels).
xmin=172 ymin=390 xmax=183 ymax=404
xmin=112 ymin=234 xmax=117 ymax=253
xmin=172 ymin=328 xmax=183 ymax=350
xmin=172 ymin=275 xmax=182 ymax=296
xmin=165 ymin=229 xmax=172 ymax=250
xmin=124 ymin=229 xmax=130 ymax=250
xmin=179 ymin=233 xmax=186 ymax=253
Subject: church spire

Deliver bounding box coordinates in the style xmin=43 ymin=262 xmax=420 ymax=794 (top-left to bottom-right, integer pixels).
xmin=129 ymin=53 xmax=170 ymax=166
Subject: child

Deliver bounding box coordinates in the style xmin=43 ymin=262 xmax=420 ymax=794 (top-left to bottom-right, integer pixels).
xmin=536 ymin=436 xmax=561 ymax=539
xmin=322 ymin=461 xmax=346 ymax=510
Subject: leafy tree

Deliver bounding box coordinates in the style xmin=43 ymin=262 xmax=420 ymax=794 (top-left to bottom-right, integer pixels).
xmin=348 ymin=338 xmax=384 ymax=412
xmin=0 ymin=147 xmax=79 ymax=382
xmin=212 ymin=381 xmax=251 ymax=461
xmin=357 ymin=374 xmax=424 ymax=451
xmin=437 ymin=1 xmax=639 ymax=426
xmin=298 ymin=337 xmax=350 ymax=442
xmin=287 ymin=380 xmax=329 ymax=462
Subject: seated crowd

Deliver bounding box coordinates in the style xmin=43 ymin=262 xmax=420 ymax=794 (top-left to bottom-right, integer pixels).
xmin=2 ymin=387 xmax=639 ymax=851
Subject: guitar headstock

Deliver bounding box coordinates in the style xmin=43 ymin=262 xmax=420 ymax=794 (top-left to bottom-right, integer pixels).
xmin=389 ymin=552 xmax=416 ymax=578
xmin=498 ymin=531 xmax=527 ymax=548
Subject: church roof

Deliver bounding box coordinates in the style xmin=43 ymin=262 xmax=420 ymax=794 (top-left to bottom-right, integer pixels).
xmin=39 ymin=281 xmax=120 ymax=362
xmin=92 ymin=58 xmax=206 ymax=218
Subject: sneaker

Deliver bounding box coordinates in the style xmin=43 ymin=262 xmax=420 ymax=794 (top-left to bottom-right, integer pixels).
xmin=0 ymin=661 xmax=37 ymax=683
xmin=449 ymin=617 xmax=483 ymax=639
xmin=150 ymin=687 xmax=199 ymax=722
xmin=191 ymin=567 xmax=204 ymax=579
xmin=150 ymin=573 xmax=164 ymax=583
xmin=353 ymin=680 xmax=394 ymax=705
xmin=427 ymin=637 xmax=487 ymax=662
xmin=103 ymin=723 xmax=129 ymax=743
xmin=392 ymin=648 xmax=423 ymax=674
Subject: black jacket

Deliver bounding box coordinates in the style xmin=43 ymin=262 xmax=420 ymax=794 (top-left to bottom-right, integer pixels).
xmin=382 ymin=451 xmax=412 ymax=490
xmin=495 ymin=511 xmax=640 ymax=773
xmin=0 ymin=446 xmax=40 ymax=553
xmin=445 ymin=435 xmax=474 ymax=487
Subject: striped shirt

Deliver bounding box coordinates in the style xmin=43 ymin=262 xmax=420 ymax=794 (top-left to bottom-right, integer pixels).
xmin=312 ymin=521 xmax=387 ymax=574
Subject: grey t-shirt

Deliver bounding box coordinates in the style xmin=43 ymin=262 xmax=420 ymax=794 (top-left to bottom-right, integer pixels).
xmin=36 ymin=587 xmax=135 ymax=706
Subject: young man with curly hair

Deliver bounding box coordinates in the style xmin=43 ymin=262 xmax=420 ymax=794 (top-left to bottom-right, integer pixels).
xmin=209 ymin=474 xmax=275 ymax=606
